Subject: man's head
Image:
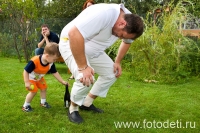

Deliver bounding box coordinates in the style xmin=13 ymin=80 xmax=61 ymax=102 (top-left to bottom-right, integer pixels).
xmin=43 ymin=42 xmax=61 ymax=63
xmin=83 ymin=0 xmax=95 ymax=10
xmin=112 ymin=13 xmax=144 ymax=40
xmin=41 ymin=24 xmax=50 ymax=36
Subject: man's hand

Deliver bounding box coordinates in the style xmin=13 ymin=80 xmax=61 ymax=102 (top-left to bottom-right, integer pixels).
xmin=79 ymin=66 xmax=95 ymax=87
xmin=43 ymin=35 xmax=48 ymax=42
xmin=45 ymin=30 xmax=50 ymax=36
xmin=114 ymin=63 xmax=122 ymax=78
xmin=41 ymin=30 xmax=50 ymax=37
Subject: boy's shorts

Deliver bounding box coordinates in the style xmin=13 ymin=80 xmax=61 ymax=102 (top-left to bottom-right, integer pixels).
xmin=27 ymin=77 xmax=47 ymax=92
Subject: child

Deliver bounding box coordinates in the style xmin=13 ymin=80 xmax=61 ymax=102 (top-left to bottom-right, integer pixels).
xmin=22 ymin=42 xmax=68 ymax=112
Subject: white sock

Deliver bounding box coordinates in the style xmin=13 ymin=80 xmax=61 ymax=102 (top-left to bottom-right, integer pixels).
xmin=41 ymin=99 xmax=46 ymax=104
xmin=83 ymin=95 xmax=94 ymax=107
xmin=23 ymin=102 xmax=30 ymax=107
xmin=69 ymin=105 xmax=79 ymax=114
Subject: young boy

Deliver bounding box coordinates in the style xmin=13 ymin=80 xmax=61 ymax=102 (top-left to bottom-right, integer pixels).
xmin=22 ymin=42 xmax=68 ymax=112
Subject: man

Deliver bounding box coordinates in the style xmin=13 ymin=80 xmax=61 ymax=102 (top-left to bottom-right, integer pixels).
xmin=35 ymin=24 xmax=59 ymax=55
xmin=59 ymin=3 xmax=144 ymax=124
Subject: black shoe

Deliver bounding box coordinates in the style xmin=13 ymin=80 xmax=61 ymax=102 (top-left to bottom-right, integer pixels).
xmin=79 ymin=104 xmax=104 ymax=113
xmin=40 ymin=102 xmax=51 ymax=108
xmin=68 ymin=111 xmax=83 ymax=124
xmin=22 ymin=105 xmax=33 ymax=112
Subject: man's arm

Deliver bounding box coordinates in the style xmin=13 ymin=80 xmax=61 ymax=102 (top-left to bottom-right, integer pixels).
xmin=68 ymin=26 xmax=87 ymax=69
xmin=37 ymin=38 xmax=45 ymax=48
xmin=68 ymin=26 xmax=94 ymax=86
xmin=37 ymin=33 xmax=50 ymax=48
xmin=114 ymin=41 xmax=131 ymax=78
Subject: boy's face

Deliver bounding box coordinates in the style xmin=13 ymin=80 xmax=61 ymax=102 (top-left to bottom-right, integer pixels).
xmin=46 ymin=54 xmax=59 ymax=63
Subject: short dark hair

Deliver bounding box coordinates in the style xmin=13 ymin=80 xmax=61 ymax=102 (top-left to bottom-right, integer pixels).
xmin=41 ymin=24 xmax=49 ymax=29
xmin=44 ymin=42 xmax=61 ymax=57
xmin=124 ymin=14 xmax=144 ymax=39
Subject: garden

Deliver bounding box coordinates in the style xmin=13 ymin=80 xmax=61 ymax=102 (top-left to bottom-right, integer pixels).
xmin=0 ymin=0 xmax=200 ymax=133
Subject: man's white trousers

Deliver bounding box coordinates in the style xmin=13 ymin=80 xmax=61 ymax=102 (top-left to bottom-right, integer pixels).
xmin=65 ymin=53 xmax=117 ymax=106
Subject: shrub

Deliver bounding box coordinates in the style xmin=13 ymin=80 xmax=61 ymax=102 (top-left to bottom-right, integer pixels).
xmin=127 ymin=1 xmax=200 ymax=84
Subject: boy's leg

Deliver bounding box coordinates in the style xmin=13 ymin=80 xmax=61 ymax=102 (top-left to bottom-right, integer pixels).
xmin=22 ymin=92 xmax=37 ymax=112
xmin=22 ymin=81 xmax=38 ymax=112
xmin=37 ymin=78 xmax=50 ymax=108
xmin=40 ymin=89 xmax=51 ymax=108
xmin=24 ymin=92 xmax=37 ymax=103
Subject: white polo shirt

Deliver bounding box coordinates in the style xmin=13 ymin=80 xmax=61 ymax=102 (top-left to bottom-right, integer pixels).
xmin=59 ymin=3 xmax=133 ymax=59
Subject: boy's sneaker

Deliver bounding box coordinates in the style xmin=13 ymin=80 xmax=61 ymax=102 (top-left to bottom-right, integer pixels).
xmin=22 ymin=105 xmax=33 ymax=112
xmin=40 ymin=102 xmax=51 ymax=108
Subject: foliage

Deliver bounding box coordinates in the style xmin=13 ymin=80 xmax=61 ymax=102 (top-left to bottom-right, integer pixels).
xmin=0 ymin=0 xmax=39 ymax=62
xmin=106 ymin=39 xmax=121 ymax=61
xmin=124 ymin=1 xmax=200 ymax=84
xmin=0 ymin=33 xmax=16 ymax=57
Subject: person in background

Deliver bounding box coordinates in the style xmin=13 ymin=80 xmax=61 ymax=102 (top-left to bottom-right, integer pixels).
xmin=68 ymin=0 xmax=96 ymax=80
xmin=59 ymin=3 xmax=144 ymax=124
xmin=35 ymin=24 xmax=59 ymax=55
xmin=83 ymin=0 xmax=95 ymax=10
xmin=22 ymin=42 xmax=68 ymax=112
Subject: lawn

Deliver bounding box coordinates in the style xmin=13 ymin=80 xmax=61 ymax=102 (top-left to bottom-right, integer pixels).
xmin=0 ymin=57 xmax=199 ymax=133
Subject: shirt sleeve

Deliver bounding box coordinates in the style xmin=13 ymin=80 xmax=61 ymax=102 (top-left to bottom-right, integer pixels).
xmin=49 ymin=63 xmax=57 ymax=73
xmin=49 ymin=32 xmax=60 ymax=44
xmin=55 ymin=36 xmax=59 ymax=43
xmin=123 ymin=39 xmax=134 ymax=44
xmin=24 ymin=61 xmax=35 ymax=73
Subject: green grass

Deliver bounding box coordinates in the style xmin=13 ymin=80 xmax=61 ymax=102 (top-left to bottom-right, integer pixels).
xmin=0 ymin=57 xmax=199 ymax=133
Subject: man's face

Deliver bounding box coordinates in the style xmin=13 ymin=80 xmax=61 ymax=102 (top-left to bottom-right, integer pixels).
xmin=41 ymin=27 xmax=50 ymax=36
xmin=112 ymin=20 xmax=136 ymax=40
xmin=112 ymin=29 xmax=135 ymax=39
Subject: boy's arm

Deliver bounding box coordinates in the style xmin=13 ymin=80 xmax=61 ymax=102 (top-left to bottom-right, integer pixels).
xmin=23 ymin=70 xmax=31 ymax=89
xmin=52 ymin=72 xmax=68 ymax=85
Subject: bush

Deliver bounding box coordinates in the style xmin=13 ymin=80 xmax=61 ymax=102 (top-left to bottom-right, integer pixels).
xmin=0 ymin=33 xmax=16 ymax=57
xmin=127 ymin=1 xmax=200 ymax=84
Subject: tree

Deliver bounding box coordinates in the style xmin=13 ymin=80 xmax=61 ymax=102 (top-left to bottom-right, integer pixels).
xmin=1 ymin=0 xmax=38 ymax=62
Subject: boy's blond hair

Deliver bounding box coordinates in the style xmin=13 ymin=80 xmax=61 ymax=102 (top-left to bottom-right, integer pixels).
xmin=43 ymin=42 xmax=61 ymax=57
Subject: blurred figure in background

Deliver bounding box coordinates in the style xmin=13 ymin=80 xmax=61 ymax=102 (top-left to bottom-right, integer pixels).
xmin=35 ymin=24 xmax=59 ymax=55
xmin=83 ymin=0 xmax=95 ymax=10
